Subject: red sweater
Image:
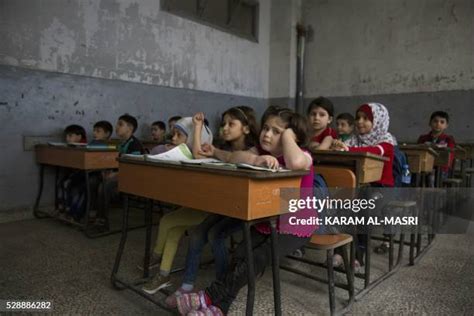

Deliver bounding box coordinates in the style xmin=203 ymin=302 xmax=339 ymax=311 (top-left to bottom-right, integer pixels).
xmin=349 ymin=142 xmax=394 ymax=187
xmin=312 ymin=127 xmax=338 ymax=143
xmin=417 ymin=132 xmax=455 ymax=171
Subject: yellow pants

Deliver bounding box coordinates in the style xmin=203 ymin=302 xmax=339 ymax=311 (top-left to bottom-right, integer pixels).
xmin=153 ymin=207 xmax=208 ymax=272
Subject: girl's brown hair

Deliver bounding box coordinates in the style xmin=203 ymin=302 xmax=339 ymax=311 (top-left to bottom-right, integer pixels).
xmin=221 ymin=105 xmax=259 ymax=148
xmin=261 ymin=105 xmax=310 ymax=147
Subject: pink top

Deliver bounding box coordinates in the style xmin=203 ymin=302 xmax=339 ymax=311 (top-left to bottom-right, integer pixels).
xmin=254 ymin=147 xmax=317 ymax=238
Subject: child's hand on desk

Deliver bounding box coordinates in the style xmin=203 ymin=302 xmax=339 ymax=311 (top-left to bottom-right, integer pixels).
xmin=255 ymin=155 xmax=279 ymax=169
xmin=199 ymin=143 xmax=215 ymax=157
xmin=193 ymin=112 xmax=205 ymax=126
xmin=332 ymin=139 xmax=349 ymax=151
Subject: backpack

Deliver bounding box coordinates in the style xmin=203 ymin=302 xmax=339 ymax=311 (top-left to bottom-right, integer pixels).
xmin=392 ymin=145 xmax=409 ymax=187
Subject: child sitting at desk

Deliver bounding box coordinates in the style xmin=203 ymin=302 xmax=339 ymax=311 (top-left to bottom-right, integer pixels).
xmin=332 ymin=102 xmax=396 ymax=267
xmin=115 ymin=114 xmax=145 ymax=155
xmin=417 ymin=111 xmax=456 ymax=182
xmin=149 ymin=116 xmax=213 ymax=155
xmin=92 ymin=120 xmax=113 ymax=142
xmin=164 ymin=115 xmax=183 ymax=143
xmin=336 ymin=113 xmax=355 ymax=143
xmin=64 ymin=124 xmax=87 ymax=144
xmin=175 ymin=105 xmax=315 ymax=315
xmin=307 ymin=97 xmax=338 ymax=151
xmin=93 ymin=114 xmax=145 ymax=232
xmin=141 ymin=114 xmax=214 ymax=294
xmin=57 ymin=125 xmax=87 ymax=215
xmin=151 ymin=120 xmax=166 ymax=144
xmin=162 ymin=106 xmax=259 ymax=307
xmin=63 ymin=121 xmax=113 ymax=221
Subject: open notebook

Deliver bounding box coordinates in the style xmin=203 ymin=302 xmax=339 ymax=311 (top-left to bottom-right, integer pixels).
xmin=121 ymin=144 xmax=290 ymax=172
xmin=235 ymin=163 xmax=290 ymax=172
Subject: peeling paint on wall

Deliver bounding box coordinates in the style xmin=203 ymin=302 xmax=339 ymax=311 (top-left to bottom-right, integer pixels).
xmin=0 ymin=0 xmax=271 ymax=98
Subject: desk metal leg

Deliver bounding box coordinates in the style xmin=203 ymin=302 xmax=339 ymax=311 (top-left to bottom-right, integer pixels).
xmin=269 ymin=219 xmax=281 ymax=316
xmin=243 ymin=221 xmax=255 ymax=316
xmin=327 ymin=248 xmax=335 ymax=315
xmin=33 ymin=165 xmax=45 ymax=218
xmin=83 ymin=170 xmax=92 ymax=222
xmin=111 ymin=194 xmax=130 ymax=289
xmin=143 ymin=199 xmax=153 ymax=279
xmin=435 ymin=168 xmax=442 ymax=188
xmin=54 ymin=167 xmax=60 ymax=211
xmin=364 ymin=234 xmax=371 ymax=289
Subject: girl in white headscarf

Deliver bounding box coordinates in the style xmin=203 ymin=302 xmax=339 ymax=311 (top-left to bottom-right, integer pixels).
xmin=334 ymin=102 xmax=397 ymax=187
xmin=150 ymin=116 xmax=213 ymax=155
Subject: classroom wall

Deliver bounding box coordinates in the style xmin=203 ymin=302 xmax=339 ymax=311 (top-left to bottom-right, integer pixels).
xmin=0 ymin=0 xmax=273 ymax=215
xmin=0 ymin=0 xmax=271 ymax=98
xmin=268 ymin=0 xmax=301 ymax=105
xmin=302 ymin=0 xmax=474 ymax=142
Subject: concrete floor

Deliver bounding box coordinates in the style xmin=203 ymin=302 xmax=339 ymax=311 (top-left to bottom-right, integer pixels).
xmin=1 ymin=209 xmax=473 ymax=315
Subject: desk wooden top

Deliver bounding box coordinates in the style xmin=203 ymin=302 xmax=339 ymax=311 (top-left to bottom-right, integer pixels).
xmin=118 ymin=157 xmax=308 ymax=179
xmin=398 ymin=144 xmax=439 ymax=156
xmin=118 ymin=158 xmax=308 ymax=220
xmin=35 ymin=144 xmax=119 ymax=170
xmin=312 ymin=150 xmax=389 ymax=162
xmin=312 ymin=150 xmax=387 ymax=184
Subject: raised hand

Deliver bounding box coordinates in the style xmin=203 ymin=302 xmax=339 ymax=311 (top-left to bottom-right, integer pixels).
xmin=192 ymin=112 xmax=205 ymax=126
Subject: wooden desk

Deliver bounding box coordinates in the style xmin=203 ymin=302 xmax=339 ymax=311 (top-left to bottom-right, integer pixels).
xmin=34 ymin=145 xmax=119 ymax=237
xmin=399 ymin=145 xmax=438 ymax=174
xmin=35 ymin=144 xmax=118 ymax=170
xmin=454 ymin=145 xmax=468 ymax=161
xmin=112 ymin=158 xmax=308 ymax=315
xmin=118 ymin=159 xmax=305 ymax=221
xmin=312 ymin=150 xmax=387 ymax=185
xmin=458 ymin=143 xmax=474 ymax=161
xmin=432 ymin=147 xmax=453 ymax=167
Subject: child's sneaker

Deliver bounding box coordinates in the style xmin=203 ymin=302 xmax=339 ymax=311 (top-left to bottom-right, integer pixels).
xmin=142 ymin=274 xmax=171 ymax=295
xmin=137 ymin=253 xmax=162 ymax=271
xmin=177 ymin=290 xmax=207 ymax=315
xmin=165 ymin=288 xmax=193 ymax=308
xmin=188 ymin=305 xmax=224 ymax=316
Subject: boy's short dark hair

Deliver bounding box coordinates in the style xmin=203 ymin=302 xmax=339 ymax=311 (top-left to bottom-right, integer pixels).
xmin=94 ymin=120 xmax=113 ymax=135
xmin=430 ymin=111 xmax=449 ymax=123
xmin=262 ymin=105 xmax=310 ymax=147
xmin=307 ymin=96 xmax=334 ymax=117
xmin=152 ymin=121 xmax=166 ymax=131
xmin=64 ymin=124 xmax=86 ymax=139
xmin=336 ymin=113 xmax=355 ymax=126
xmin=168 ymin=116 xmax=182 ymax=124
xmin=119 ymin=114 xmax=138 ymax=133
